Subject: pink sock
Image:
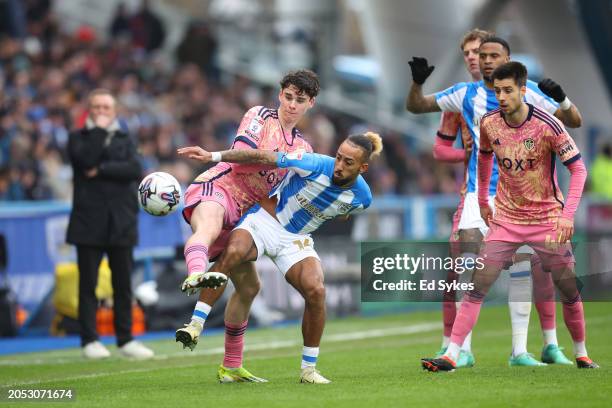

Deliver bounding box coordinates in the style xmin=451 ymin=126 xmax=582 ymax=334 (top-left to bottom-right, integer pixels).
xmin=442 ymin=272 xmax=457 ymax=337
xmin=450 ymin=291 xmax=484 ymax=346
xmin=184 ymin=244 xmax=208 ymax=275
xmin=562 ymin=295 xmax=585 ymax=343
xmin=531 ymin=254 xmax=556 ymax=330
xmin=223 ymin=320 xmax=248 ymax=368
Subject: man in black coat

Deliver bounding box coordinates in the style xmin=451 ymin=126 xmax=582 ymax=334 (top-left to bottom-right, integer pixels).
xmin=67 ymin=89 xmax=153 ymax=359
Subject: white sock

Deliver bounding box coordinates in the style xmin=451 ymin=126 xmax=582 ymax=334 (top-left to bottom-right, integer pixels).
xmin=542 ymin=329 xmax=558 ymax=346
xmin=444 ymin=342 xmax=461 ymax=362
xmin=442 ymin=336 xmax=450 ymax=348
xmin=191 ymin=301 xmax=212 ymax=325
xmin=461 ymin=331 xmax=472 ymax=352
xmin=573 ymin=341 xmax=587 ymax=358
xmin=301 ymin=346 xmax=319 ymax=369
xmin=508 ymin=261 xmax=532 ymax=357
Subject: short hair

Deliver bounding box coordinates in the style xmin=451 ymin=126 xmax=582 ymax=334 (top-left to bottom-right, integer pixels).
xmin=279 ymin=69 xmax=320 ymax=98
xmin=460 ymin=28 xmax=492 ymax=50
xmin=87 ymin=88 xmax=116 ymax=105
xmin=480 ymin=36 xmax=511 ymax=55
xmin=347 ymin=132 xmax=383 ymax=162
xmin=491 ymin=61 xmax=527 ymax=87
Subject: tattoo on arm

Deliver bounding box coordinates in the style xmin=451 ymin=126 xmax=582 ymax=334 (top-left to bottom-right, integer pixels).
xmin=220 ymin=149 xmax=278 ymax=166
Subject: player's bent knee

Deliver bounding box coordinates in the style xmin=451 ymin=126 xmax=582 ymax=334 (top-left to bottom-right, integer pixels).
xmin=235 ymin=278 xmax=261 ymax=300
xmin=221 ymin=243 xmax=249 ymax=265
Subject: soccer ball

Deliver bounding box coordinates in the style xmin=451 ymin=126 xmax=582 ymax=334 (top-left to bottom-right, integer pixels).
xmin=138 ymin=172 xmax=182 ymax=216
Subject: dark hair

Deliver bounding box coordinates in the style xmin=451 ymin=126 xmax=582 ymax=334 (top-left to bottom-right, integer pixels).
xmin=347 ymin=132 xmax=383 ymax=162
xmin=460 ymin=28 xmax=492 ymax=50
xmin=279 ymin=69 xmax=320 ymax=98
xmin=491 ymin=61 xmax=528 ymax=87
xmin=480 ymin=36 xmax=511 ymax=55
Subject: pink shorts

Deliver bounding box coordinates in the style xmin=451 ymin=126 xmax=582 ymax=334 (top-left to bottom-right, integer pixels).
xmin=481 ymin=220 xmax=575 ymax=269
xmin=449 ymin=196 xmax=465 ymax=257
xmin=182 ymin=182 xmax=242 ymax=260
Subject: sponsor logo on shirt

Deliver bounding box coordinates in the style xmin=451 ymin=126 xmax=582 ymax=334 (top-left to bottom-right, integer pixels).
xmin=246 ymin=116 xmax=265 ymax=140
xmin=295 ymin=193 xmax=334 ymax=221
xmin=498 ymin=157 xmax=536 ymax=171
xmin=558 ymin=142 xmax=574 ymax=157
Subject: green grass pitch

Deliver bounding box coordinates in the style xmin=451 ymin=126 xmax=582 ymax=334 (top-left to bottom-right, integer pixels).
xmin=1 ymin=302 xmax=610 ymax=407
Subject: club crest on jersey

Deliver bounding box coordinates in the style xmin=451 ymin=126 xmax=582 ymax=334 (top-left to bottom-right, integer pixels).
xmin=523 ymin=138 xmax=535 ymax=151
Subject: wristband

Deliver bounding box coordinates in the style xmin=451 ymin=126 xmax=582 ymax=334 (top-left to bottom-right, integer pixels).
xmin=211 ymin=152 xmax=222 ymax=162
xmin=559 ymin=97 xmax=572 ymax=111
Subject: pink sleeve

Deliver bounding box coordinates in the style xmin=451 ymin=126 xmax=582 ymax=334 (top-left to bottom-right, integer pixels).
xmin=561 ymin=159 xmax=587 ymax=220
xmin=478 ymin=120 xmax=493 ymax=207
xmin=433 ymin=112 xmax=464 ymax=163
xmin=433 ymin=137 xmax=464 ymax=162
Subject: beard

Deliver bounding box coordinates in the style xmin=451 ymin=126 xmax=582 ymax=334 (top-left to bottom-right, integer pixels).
xmin=332 ymin=174 xmax=351 ymax=187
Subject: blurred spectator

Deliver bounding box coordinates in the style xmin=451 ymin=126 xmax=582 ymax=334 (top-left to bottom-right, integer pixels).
xmin=0 ymin=0 xmax=27 ymax=39
xmin=176 ymin=20 xmax=219 ymax=79
xmin=66 ymin=89 xmax=153 ymax=359
xmin=129 ymin=0 xmax=166 ymax=53
xmin=591 ymin=144 xmax=612 ymax=199
xmin=109 ymin=3 xmax=131 ymax=39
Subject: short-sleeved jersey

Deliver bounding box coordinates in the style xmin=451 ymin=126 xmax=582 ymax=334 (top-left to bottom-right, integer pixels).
xmin=267 ymin=152 xmax=372 ymax=234
xmin=479 ymin=103 xmax=581 ymax=225
xmin=436 ymin=111 xmax=470 ymax=197
xmin=194 ymin=106 xmax=312 ymax=215
xmin=435 ymin=80 xmax=558 ymax=196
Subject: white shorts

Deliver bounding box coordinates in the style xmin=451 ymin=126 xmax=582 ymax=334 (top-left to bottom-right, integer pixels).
xmin=235 ymin=206 xmax=320 ymax=275
xmin=458 ymin=192 xmax=495 ymax=236
xmin=458 ymin=192 xmax=534 ymax=255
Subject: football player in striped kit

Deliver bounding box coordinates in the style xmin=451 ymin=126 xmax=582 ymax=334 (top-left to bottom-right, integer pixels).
xmin=177 ymin=132 xmax=381 ymax=383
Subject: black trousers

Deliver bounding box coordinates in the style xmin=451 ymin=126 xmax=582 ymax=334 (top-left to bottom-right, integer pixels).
xmin=77 ymin=245 xmax=134 ymax=347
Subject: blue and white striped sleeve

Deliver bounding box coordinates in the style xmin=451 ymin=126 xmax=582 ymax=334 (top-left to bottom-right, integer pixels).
xmin=525 ymin=80 xmax=558 ymax=114
xmin=435 ymin=82 xmax=469 ymax=113
xmin=276 ymin=152 xmax=327 ymax=177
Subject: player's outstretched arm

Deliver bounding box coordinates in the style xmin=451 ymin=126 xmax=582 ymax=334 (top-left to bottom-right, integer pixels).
xmin=405 ymin=57 xmax=441 ymax=113
xmin=538 ymin=78 xmax=583 ymax=128
xmin=177 ymin=146 xmax=278 ymax=166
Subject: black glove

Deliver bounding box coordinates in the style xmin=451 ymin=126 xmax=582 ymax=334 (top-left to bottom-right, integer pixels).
xmin=408 ymin=57 xmax=435 ymax=85
xmin=538 ymin=78 xmax=566 ymax=103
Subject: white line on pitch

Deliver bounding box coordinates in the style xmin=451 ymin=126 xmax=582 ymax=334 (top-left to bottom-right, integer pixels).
xmin=1 ymin=322 xmax=441 ymax=386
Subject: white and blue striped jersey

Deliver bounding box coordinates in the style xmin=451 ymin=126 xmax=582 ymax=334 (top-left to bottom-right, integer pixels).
xmin=435 ymin=79 xmax=558 ymax=195
xmin=265 ymin=151 xmax=372 ymax=234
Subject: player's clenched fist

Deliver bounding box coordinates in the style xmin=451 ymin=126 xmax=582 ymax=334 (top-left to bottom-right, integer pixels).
xmin=408 ymin=57 xmax=435 ymax=85
xmin=177 ymin=146 xmax=212 ymax=163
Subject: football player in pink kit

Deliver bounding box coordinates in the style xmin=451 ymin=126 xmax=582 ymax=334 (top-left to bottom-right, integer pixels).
xmin=176 ymin=71 xmax=319 ymax=379
xmin=422 ymin=62 xmax=598 ymax=372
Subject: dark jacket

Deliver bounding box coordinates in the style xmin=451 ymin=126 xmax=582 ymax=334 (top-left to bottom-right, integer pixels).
xmin=66 ymin=124 xmax=142 ymax=247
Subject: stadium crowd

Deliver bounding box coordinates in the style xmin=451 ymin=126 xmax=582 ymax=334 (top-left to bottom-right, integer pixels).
xmin=0 ymin=2 xmax=470 ymax=202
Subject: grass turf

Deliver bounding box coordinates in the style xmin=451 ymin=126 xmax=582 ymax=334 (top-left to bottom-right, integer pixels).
xmin=0 ymin=302 xmax=610 ymax=407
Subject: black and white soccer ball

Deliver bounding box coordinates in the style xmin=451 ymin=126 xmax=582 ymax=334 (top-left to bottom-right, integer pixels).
xmin=138 ymin=172 xmax=182 ymax=216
